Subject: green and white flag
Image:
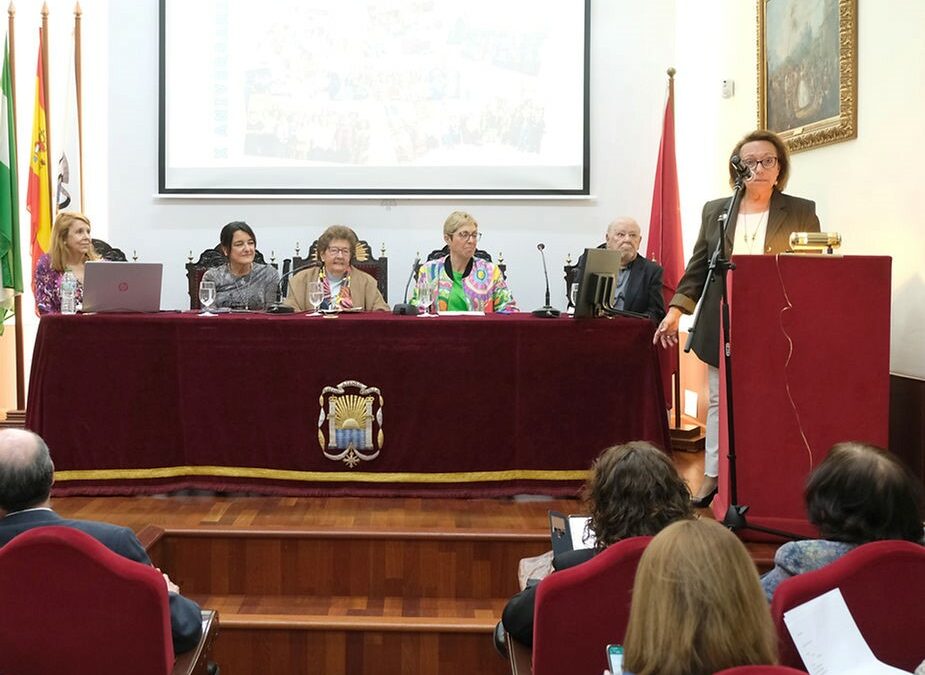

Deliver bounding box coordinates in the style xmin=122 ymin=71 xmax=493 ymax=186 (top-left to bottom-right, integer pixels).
xmin=0 ymin=34 xmax=23 ymax=331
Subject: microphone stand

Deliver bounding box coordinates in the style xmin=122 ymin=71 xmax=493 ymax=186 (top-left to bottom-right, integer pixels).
xmin=684 ymin=167 xmax=801 ymax=542
xmin=532 ymin=243 xmax=561 ymax=318
xmin=393 ymin=255 xmax=422 ymax=315
xmin=266 ymin=261 xmax=321 ymax=314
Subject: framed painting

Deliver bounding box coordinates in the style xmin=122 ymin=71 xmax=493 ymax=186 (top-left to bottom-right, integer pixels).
xmin=758 ymin=0 xmax=857 ymax=153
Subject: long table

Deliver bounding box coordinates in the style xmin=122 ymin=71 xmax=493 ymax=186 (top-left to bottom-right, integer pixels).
xmin=26 ymin=312 xmax=670 ymax=497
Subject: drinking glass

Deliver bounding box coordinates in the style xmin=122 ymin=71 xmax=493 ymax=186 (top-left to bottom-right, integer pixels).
xmin=416 ymin=280 xmax=435 ymax=317
xmin=199 ymin=280 xmax=216 ymax=315
xmin=307 ymin=281 xmax=324 ymax=316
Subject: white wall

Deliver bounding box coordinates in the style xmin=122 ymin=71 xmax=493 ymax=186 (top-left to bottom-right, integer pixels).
xmin=673 ymin=0 xmax=925 ymax=380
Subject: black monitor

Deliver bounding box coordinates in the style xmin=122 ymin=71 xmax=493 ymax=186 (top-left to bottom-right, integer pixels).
xmin=574 ymin=248 xmax=646 ymax=319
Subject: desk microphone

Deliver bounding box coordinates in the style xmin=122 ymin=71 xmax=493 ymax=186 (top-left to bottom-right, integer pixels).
xmin=532 ymin=243 xmax=561 ymax=318
xmin=266 ymin=260 xmax=322 ymax=314
xmin=393 ymin=254 xmax=422 ymax=315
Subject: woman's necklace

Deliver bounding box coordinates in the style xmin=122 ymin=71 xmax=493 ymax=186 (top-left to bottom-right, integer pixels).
xmin=742 ymin=210 xmax=769 ymax=254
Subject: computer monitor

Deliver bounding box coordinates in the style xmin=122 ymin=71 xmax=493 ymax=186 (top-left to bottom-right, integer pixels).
xmin=573 ymin=248 xmax=646 ymax=319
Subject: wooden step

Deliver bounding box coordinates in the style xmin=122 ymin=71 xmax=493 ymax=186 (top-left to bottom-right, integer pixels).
xmin=188 ymin=594 xmax=510 ymax=675
xmin=141 ymin=526 xmax=548 ymax=600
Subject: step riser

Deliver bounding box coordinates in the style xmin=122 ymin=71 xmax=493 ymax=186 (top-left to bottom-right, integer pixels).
xmin=208 ymin=627 xmax=510 ymax=675
xmin=156 ymin=535 xmax=546 ymax=599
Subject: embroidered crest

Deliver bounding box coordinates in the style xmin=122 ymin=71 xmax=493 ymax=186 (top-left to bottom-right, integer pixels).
xmin=318 ymin=380 xmax=384 ymax=468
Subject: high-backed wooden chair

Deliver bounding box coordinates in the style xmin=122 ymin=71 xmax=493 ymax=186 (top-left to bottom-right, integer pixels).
xmin=290 ymin=239 xmax=388 ymax=302
xmin=425 ymin=245 xmax=507 ymax=278
xmin=185 ymin=245 xmax=276 ymax=310
xmin=0 ymin=526 xmax=179 ymax=675
xmin=92 ymin=238 xmax=128 ymax=262
xmin=528 ymin=536 xmax=652 ymax=675
xmin=770 ymin=540 xmax=925 ymax=672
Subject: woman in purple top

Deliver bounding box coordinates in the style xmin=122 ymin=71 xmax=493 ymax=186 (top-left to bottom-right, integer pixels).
xmin=33 ymin=212 xmax=100 ymax=314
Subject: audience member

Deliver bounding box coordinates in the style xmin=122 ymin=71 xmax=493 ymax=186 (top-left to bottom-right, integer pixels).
xmin=201 ymin=220 xmax=280 ymax=310
xmin=761 ymin=441 xmax=925 ymax=601
xmin=496 ymin=441 xmax=693 ymax=653
xmin=0 ymin=429 xmax=203 ymax=654
xmin=622 ymin=518 xmax=778 ymax=675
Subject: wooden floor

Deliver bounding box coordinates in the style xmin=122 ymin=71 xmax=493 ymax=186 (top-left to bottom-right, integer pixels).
xmin=49 ymin=450 xmax=779 ymax=675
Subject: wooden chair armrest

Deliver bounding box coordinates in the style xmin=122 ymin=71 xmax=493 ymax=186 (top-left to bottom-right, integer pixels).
xmin=172 ymin=609 xmax=219 ymax=675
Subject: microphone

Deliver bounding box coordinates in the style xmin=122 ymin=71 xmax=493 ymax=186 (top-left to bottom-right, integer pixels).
xmin=531 ymin=242 xmax=561 ymax=318
xmin=392 ymin=254 xmax=422 ymax=315
xmin=266 ymin=260 xmax=322 ymax=314
xmin=730 ymin=154 xmax=752 ymax=181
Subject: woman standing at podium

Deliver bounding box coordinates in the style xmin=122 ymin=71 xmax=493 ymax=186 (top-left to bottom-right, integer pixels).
xmin=653 ymin=129 xmax=821 ymax=508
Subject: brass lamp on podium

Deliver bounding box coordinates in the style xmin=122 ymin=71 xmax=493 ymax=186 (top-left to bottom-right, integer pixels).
xmin=789 ymin=232 xmax=842 ymax=254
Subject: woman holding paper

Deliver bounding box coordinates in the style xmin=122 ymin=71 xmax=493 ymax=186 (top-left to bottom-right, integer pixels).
xmin=411 ymin=211 xmax=517 ymax=313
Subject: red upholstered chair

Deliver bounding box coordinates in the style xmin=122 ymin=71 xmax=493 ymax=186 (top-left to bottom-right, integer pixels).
xmin=531 ymin=536 xmax=652 ymax=675
xmin=0 ymin=525 xmax=175 ymax=675
xmin=713 ymin=667 xmax=808 ymax=674
xmin=770 ymin=540 xmax=925 ymax=672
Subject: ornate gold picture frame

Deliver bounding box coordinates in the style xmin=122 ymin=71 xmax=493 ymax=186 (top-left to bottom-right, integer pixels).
xmin=758 ymin=0 xmax=857 ymax=153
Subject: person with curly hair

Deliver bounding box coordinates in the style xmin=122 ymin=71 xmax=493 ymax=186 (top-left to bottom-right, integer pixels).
xmin=761 ymin=441 xmax=925 ymax=601
xmin=495 ymin=441 xmax=694 ymax=652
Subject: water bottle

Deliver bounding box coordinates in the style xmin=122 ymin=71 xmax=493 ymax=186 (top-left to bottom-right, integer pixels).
xmin=60 ymin=270 xmax=78 ymax=315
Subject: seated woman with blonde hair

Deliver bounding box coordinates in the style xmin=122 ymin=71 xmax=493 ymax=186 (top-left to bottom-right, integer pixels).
xmin=412 ymin=211 xmax=517 ymax=313
xmin=620 ymin=519 xmax=778 ymax=675
xmin=33 ymin=211 xmax=100 ymax=314
xmin=285 ymin=225 xmax=389 ymax=312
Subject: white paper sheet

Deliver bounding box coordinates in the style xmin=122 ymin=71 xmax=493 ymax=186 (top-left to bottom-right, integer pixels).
xmin=783 ymin=588 xmax=913 ymax=675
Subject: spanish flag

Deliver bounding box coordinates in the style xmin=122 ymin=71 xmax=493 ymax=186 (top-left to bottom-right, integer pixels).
xmin=26 ymin=30 xmax=51 ymax=272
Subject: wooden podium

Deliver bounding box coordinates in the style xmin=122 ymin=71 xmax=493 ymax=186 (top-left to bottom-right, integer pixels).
xmin=715 ymin=255 xmax=891 ymax=539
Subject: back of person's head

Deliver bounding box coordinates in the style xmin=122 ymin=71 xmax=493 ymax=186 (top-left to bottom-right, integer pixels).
xmin=623 ymin=519 xmax=777 ymax=675
xmin=806 ymin=442 xmax=925 ymax=544
xmin=0 ymin=429 xmax=55 ymax=513
xmin=583 ymin=441 xmax=693 ymax=549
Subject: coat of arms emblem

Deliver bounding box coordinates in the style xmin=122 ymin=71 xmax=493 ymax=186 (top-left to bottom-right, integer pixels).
xmin=318 ymin=380 xmax=383 ymax=467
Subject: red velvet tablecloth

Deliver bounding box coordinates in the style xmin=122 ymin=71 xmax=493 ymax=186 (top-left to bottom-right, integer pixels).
xmin=26 ymin=312 xmax=670 ymax=497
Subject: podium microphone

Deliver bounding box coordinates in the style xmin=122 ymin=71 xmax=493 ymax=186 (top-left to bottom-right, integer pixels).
xmin=532 ymin=243 xmax=561 ymax=318
xmin=266 ymin=260 xmax=322 ymax=313
xmin=393 ymin=254 xmax=422 ymax=315
xmin=730 ymin=154 xmax=752 ymax=181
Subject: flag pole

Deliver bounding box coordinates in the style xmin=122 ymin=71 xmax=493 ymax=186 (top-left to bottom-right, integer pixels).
xmin=74 ymin=2 xmax=82 ymax=209
xmin=667 ymin=67 xmax=682 ymax=430
xmin=8 ymin=1 xmax=24 ymax=411
xmin=40 ymin=2 xmax=51 ymax=215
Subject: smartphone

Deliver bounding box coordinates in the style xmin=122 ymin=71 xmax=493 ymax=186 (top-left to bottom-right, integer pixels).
xmin=606 ymin=644 xmax=624 ymax=673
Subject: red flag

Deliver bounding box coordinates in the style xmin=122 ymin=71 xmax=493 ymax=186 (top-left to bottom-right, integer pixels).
xmin=27 ymin=30 xmax=52 ymax=273
xmin=647 ymin=71 xmax=684 ymax=410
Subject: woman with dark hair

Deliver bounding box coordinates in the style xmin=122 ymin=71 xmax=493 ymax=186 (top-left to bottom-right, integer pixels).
xmin=496 ymin=441 xmax=693 ymax=652
xmin=33 ymin=211 xmax=101 ymax=314
xmin=653 ymin=129 xmax=821 ymax=507
xmin=622 ymin=519 xmax=778 ymax=675
xmin=761 ymin=442 xmax=925 ymax=601
xmin=201 ymin=221 xmax=280 ymax=310
xmin=284 ymin=225 xmax=388 ymax=312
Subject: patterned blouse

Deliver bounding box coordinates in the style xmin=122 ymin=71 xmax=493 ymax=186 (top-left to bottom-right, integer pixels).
xmin=201 ymin=263 xmax=280 ymax=310
xmin=760 ymin=539 xmax=857 ymax=601
xmin=34 ymin=254 xmax=84 ymax=315
xmin=411 ymin=255 xmax=517 ymax=313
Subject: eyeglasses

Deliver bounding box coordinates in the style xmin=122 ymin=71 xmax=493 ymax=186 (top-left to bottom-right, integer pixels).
xmin=326 ymin=247 xmax=351 ymax=256
xmin=742 ymin=156 xmax=778 ymax=171
xmin=455 ymin=231 xmax=481 ymax=242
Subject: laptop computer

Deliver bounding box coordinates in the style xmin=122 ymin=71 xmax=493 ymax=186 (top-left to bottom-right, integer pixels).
xmin=81 ymin=261 xmax=163 ymax=313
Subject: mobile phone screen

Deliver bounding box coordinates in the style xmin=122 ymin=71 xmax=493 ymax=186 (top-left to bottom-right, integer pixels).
xmin=606 ymin=644 xmax=624 ymax=673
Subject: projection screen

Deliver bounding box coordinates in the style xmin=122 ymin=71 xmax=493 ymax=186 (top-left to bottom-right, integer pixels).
xmin=159 ymin=0 xmax=590 ymax=196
